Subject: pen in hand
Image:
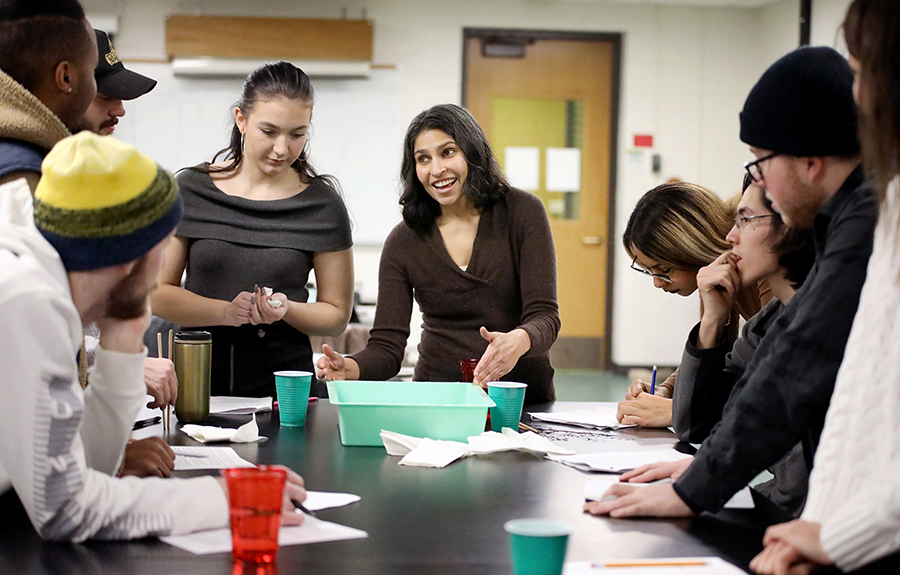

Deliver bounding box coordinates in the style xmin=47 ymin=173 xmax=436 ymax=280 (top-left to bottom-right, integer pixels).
xmin=650 ymin=365 xmax=657 ymax=396
xmin=293 ymin=500 xmax=316 ymax=517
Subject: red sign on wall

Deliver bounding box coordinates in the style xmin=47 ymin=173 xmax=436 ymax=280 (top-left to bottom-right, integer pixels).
xmin=633 ymin=134 xmax=654 ymax=148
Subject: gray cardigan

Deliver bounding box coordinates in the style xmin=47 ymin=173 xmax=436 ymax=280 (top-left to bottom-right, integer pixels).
xmin=674 ymin=298 xmax=809 ymax=516
xmin=674 ymin=298 xmax=784 ymax=444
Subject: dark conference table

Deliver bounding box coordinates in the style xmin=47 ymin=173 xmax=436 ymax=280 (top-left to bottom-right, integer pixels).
xmin=0 ymin=401 xmax=788 ymax=574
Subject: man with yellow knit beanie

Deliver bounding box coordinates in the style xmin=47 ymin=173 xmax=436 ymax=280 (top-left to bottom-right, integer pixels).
xmin=0 ymin=132 xmax=307 ymax=540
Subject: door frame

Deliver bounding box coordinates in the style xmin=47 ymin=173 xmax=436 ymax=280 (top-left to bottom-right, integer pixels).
xmin=462 ymin=28 xmax=622 ymax=369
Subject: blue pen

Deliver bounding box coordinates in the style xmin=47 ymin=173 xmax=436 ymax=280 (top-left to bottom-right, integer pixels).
xmin=650 ymin=365 xmax=657 ymax=395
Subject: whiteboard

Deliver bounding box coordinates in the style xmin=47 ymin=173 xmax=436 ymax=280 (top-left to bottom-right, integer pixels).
xmin=113 ymin=63 xmax=406 ymax=245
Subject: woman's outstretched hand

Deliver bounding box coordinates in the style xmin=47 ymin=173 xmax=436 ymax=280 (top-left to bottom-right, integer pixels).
xmin=472 ymin=327 xmax=531 ymax=387
xmin=316 ymin=344 xmax=346 ymax=381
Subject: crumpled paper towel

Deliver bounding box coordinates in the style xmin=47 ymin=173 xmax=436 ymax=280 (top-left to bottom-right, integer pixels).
xmin=379 ymin=428 xmax=575 ymax=468
xmin=261 ymin=286 xmax=283 ymax=308
xmin=181 ymin=414 xmax=266 ymax=443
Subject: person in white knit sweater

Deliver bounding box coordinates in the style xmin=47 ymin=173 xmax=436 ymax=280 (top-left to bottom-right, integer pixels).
xmin=0 ymin=132 xmax=307 ymax=541
xmin=751 ymin=0 xmax=900 ymax=573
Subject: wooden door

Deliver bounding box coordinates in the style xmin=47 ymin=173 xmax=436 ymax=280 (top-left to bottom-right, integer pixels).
xmin=464 ymin=32 xmax=619 ymax=368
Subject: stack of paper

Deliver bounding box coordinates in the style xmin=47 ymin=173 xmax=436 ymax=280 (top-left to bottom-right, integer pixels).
xmin=547 ymin=448 xmax=692 ymax=473
xmin=209 ymin=396 xmax=273 ymax=415
xmin=530 ymin=407 xmax=636 ymax=431
xmin=172 ymin=446 xmax=256 ymax=471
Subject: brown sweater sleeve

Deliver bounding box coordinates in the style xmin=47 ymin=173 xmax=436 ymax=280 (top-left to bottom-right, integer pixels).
xmin=511 ymin=191 xmax=561 ymax=356
xmin=349 ymin=224 xmax=412 ymax=380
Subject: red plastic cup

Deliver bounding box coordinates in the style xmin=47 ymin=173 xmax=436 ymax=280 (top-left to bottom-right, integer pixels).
xmin=224 ymin=466 xmax=286 ymax=564
xmin=460 ymin=358 xmax=491 ymax=430
xmin=459 ymin=358 xmax=479 ymax=383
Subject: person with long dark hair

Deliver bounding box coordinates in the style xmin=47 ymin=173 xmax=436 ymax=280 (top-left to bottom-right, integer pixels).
xmin=151 ymin=61 xmax=354 ymax=398
xmin=316 ymin=103 xmax=560 ymax=404
xmin=616 ymin=180 xmax=764 ymax=428
xmin=751 ymin=1 xmax=900 ymax=573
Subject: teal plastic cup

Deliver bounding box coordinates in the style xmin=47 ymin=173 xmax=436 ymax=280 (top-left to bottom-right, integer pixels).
xmin=505 ymin=518 xmax=572 ymax=575
xmin=487 ymin=381 xmax=527 ymax=431
xmin=274 ymin=371 xmax=312 ymax=427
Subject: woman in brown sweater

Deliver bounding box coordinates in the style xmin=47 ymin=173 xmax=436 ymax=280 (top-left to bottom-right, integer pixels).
xmin=316 ymin=104 xmax=560 ymax=404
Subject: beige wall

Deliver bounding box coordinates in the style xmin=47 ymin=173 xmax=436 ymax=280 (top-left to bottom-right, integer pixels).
xmin=82 ymin=0 xmax=853 ymax=367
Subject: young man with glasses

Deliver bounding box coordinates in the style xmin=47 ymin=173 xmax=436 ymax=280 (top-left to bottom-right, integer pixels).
xmin=586 ymin=46 xmax=878 ymax=520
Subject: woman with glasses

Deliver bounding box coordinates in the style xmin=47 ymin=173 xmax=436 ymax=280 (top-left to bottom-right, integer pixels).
xmin=151 ymin=62 xmax=354 ymax=398
xmin=617 ymin=181 xmax=764 ymax=428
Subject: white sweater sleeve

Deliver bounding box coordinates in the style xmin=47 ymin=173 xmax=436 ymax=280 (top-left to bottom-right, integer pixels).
xmin=81 ymin=345 xmax=147 ymax=475
xmin=0 ymin=292 xmax=228 ymax=541
xmin=817 ymin=476 xmax=900 ymax=572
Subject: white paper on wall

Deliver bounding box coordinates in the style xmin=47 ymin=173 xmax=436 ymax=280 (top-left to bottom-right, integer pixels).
xmin=504 ymin=146 xmax=540 ymax=191
xmin=545 ymin=147 xmax=581 ymax=192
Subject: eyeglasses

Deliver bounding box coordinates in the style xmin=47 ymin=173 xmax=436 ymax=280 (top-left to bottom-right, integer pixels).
xmin=630 ymin=257 xmax=673 ymax=283
xmin=743 ymin=151 xmax=780 ymax=183
xmin=734 ymin=214 xmax=773 ymax=231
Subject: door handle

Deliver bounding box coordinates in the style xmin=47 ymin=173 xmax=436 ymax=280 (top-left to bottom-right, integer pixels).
xmin=582 ymin=236 xmax=602 ymax=245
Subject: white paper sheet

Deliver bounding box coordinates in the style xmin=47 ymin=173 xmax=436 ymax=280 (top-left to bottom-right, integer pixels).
xmin=209 ymin=396 xmax=273 ymax=415
xmin=159 ymin=516 xmax=368 ymax=555
xmin=467 ymin=429 xmax=575 ymax=456
xmin=172 ymin=446 xmax=255 ymax=470
xmin=547 ymin=449 xmax=693 ymax=473
xmin=583 ymin=478 xmax=754 ymax=510
xmin=545 ymin=147 xmax=581 ymax=192
xmin=563 ymin=557 xmax=747 ymax=574
xmin=531 ymin=407 xmax=636 ymax=431
xmin=504 ymin=146 xmax=540 ymax=191
xmin=303 ymin=491 xmax=361 ymax=512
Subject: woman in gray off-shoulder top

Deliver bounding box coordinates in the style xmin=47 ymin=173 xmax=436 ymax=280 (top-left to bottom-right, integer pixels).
xmin=150 ymin=62 xmax=353 ymax=398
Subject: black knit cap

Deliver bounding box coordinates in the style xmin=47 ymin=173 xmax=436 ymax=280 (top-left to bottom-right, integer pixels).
xmin=740 ymin=46 xmax=860 ymax=157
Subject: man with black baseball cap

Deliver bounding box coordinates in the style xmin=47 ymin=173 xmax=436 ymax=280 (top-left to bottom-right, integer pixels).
xmin=82 ymin=29 xmax=156 ymax=136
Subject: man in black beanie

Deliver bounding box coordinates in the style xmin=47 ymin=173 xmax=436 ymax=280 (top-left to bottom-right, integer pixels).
xmin=586 ymin=46 xmax=878 ymax=522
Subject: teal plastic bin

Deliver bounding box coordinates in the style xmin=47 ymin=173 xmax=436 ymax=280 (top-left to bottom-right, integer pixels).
xmin=326 ymin=381 xmax=496 ymax=446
